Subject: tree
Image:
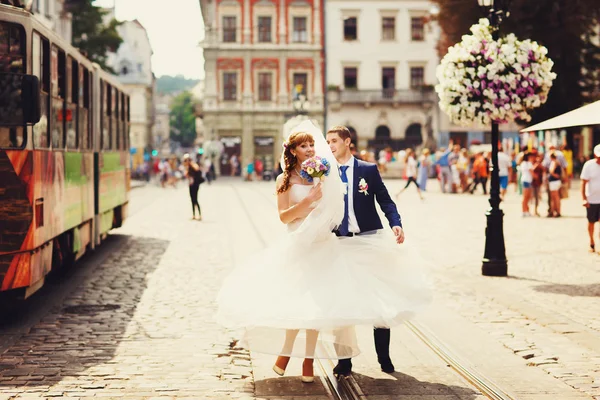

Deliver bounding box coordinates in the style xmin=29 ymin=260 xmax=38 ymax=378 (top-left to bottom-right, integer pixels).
xmin=431 ymin=0 xmax=600 ymax=124
xmin=65 ymin=0 xmax=123 ymax=73
xmin=156 ymin=75 xmax=200 ymax=94
xmin=169 ymin=91 xmax=197 ymax=147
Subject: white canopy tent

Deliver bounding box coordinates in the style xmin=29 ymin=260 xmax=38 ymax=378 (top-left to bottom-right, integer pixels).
xmin=521 ymin=100 xmax=600 ymax=132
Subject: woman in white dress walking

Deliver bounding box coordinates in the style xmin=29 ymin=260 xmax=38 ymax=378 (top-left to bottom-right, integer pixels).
xmin=217 ymin=121 xmax=431 ymax=382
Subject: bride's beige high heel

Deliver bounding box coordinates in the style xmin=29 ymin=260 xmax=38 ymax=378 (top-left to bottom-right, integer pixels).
xmin=302 ymin=358 xmax=314 ymax=383
xmin=273 ymin=356 xmax=290 ymax=376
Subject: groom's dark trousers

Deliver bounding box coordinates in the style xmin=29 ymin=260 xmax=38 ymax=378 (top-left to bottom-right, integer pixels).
xmin=333 ymin=158 xmax=401 ymax=373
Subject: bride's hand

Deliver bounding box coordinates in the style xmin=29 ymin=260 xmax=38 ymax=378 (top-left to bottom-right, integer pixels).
xmin=305 ymin=183 xmax=323 ymax=203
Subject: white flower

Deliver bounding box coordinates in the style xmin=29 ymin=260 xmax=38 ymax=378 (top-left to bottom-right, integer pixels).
xmin=435 ymin=18 xmax=556 ymax=126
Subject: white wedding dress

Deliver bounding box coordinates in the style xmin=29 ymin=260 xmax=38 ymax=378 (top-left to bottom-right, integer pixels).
xmin=216 ymin=120 xmax=431 ymax=359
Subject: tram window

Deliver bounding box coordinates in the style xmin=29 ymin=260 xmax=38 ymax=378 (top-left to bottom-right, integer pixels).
xmin=32 ymin=32 xmax=50 ymax=149
xmin=0 ymin=23 xmax=25 ymax=73
xmin=80 ymin=66 xmax=90 ymax=150
xmin=121 ymin=92 xmax=127 ymax=150
xmin=114 ymin=90 xmax=120 ymax=149
xmin=0 ymin=127 xmax=24 ymax=148
xmin=101 ymin=82 xmax=111 ymax=150
xmin=65 ymin=57 xmax=78 ymax=149
xmin=51 ymin=46 xmax=66 ymax=149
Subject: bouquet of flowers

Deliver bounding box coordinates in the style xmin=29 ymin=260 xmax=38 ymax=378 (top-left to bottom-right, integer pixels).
xmin=300 ymin=156 xmax=331 ymax=186
xmin=435 ymin=18 xmax=556 ymax=126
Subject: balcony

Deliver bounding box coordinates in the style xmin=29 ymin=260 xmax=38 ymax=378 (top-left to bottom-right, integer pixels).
xmin=328 ymin=88 xmax=436 ymax=106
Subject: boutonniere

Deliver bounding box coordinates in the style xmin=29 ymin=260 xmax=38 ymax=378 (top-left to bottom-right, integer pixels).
xmin=358 ymin=177 xmax=369 ymax=195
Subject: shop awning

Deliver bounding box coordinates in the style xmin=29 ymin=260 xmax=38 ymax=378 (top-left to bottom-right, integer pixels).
xmin=521 ymin=100 xmax=600 ymax=132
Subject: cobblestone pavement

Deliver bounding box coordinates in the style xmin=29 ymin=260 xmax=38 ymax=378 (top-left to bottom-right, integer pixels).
xmin=358 ymin=179 xmax=600 ymax=399
xmin=0 ymin=177 xmax=597 ymax=399
xmin=0 ymin=183 xmax=256 ymax=399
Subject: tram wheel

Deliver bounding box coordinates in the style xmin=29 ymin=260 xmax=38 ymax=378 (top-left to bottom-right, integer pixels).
xmin=49 ymin=231 xmax=75 ymax=278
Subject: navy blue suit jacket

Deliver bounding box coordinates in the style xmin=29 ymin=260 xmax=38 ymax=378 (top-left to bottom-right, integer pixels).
xmin=348 ymin=158 xmax=402 ymax=232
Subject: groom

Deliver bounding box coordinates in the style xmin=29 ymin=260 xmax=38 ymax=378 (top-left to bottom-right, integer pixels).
xmin=326 ymin=125 xmax=404 ymax=376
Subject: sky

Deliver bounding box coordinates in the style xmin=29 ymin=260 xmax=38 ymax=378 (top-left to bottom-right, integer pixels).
xmin=94 ymin=0 xmax=205 ymax=79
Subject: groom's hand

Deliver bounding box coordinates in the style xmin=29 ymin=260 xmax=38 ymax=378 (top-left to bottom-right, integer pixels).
xmin=392 ymin=226 xmax=404 ymax=244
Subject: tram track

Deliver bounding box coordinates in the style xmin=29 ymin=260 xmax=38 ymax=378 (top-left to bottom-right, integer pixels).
xmin=230 ymin=182 xmax=519 ymax=400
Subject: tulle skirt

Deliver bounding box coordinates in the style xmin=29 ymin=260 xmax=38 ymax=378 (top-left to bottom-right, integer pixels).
xmin=216 ymin=230 xmax=432 ymax=359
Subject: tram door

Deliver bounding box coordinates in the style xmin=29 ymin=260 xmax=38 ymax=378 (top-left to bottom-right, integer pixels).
xmin=219 ymin=136 xmax=241 ymax=176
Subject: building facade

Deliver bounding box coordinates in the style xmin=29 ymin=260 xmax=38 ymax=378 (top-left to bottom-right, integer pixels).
xmin=200 ymin=0 xmax=325 ymax=176
xmin=325 ymin=0 xmax=440 ymax=152
xmin=31 ymin=0 xmax=72 ymax=43
xmin=106 ymin=18 xmax=155 ymax=169
xmin=326 ymin=0 xmax=523 ymax=152
xmin=153 ymin=94 xmax=171 ymax=158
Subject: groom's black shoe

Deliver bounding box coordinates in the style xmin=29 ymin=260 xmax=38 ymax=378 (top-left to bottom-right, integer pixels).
xmin=333 ymin=359 xmax=352 ymax=376
xmin=378 ymin=357 xmax=395 ymax=373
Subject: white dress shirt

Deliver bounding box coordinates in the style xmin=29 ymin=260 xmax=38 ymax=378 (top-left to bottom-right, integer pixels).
xmin=341 ymin=156 xmax=360 ymax=233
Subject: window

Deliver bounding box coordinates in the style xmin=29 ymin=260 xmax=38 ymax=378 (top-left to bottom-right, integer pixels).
xmin=51 ymin=45 xmax=66 ymax=149
xmin=0 ymin=22 xmax=25 ymax=73
xmin=382 ymin=17 xmax=395 ymax=41
xmin=223 ymin=72 xmax=237 ymax=101
xmin=258 ymin=72 xmax=272 ymax=101
xmin=258 ymin=16 xmax=272 ymax=43
xmin=223 ymin=16 xmax=237 ymax=43
xmin=411 ymin=17 xmax=425 ymax=41
xmin=293 ymin=73 xmax=308 ymax=99
xmin=0 ymin=23 xmax=26 ymax=149
xmin=101 ymin=82 xmax=111 ymax=150
xmin=79 ymin=66 xmax=91 ymax=150
xmin=410 ymin=67 xmax=424 ymax=88
xmin=32 ymin=32 xmax=50 ymax=149
xmin=343 ymin=67 xmax=357 ymax=89
xmin=344 ymin=17 xmax=357 ymax=41
xmin=121 ymin=93 xmax=127 ymax=150
xmin=65 ymin=57 xmax=78 ymax=149
xmin=292 ymin=17 xmax=307 ymax=43
xmin=382 ymin=67 xmax=395 ymax=98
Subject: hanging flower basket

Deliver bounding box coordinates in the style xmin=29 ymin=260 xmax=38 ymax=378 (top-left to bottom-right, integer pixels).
xmin=435 ymin=18 xmax=557 ymax=126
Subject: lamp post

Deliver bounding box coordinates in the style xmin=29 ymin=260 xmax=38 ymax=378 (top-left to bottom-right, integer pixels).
xmin=477 ymin=0 xmax=511 ymax=277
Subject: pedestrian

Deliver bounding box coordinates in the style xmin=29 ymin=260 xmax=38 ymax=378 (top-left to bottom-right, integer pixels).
xmin=204 ymin=157 xmax=214 ymax=184
xmin=469 ymin=153 xmax=488 ymax=195
xmin=416 ymin=148 xmax=431 ymax=191
xmin=435 ymin=143 xmax=453 ymax=193
xmin=519 ymin=152 xmax=534 ymax=217
xmin=543 ymin=145 xmax=567 ymax=214
xmin=457 ymin=149 xmax=470 ymax=193
xmin=254 ymin=158 xmax=264 ymax=180
xmin=548 ymin=152 xmax=563 ymax=218
xmin=531 ymin=153 xmax=545 ymax=217
xmin=397 ymin=149 xmax=424 ymax=200
xmin=497 ymin=148 xmax=512 ymax=200
xmin=183 ymin=153 xmax=204 ymax=220
xmin=230 ymin=154 xmax=239 ymax=177
xmin=581 ymin=144 xmax=600 ymax=253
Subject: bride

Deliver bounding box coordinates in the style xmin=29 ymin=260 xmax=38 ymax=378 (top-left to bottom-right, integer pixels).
xmin=217 ymin=120 xmax=431 ymax=383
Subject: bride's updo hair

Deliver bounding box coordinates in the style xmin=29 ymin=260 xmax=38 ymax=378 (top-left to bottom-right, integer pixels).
xmin=277 ymin=131 xmax=314 ymax=194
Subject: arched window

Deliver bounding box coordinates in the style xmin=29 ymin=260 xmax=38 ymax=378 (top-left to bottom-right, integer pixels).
xmin=375 ymin=125 xmax=391 ymax=139
xmin=405 ymin=123 xmax=423 ymax=148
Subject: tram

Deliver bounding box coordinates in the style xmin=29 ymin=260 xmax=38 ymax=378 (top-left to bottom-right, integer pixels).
xmin=0 ymin=4 xmax=131 ymax=301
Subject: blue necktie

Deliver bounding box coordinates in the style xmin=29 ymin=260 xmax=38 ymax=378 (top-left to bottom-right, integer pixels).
xmin=339 ymin=166 xmax=349 ymax=235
